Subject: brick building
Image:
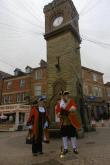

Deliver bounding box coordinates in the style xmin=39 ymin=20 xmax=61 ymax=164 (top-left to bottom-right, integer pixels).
xmin=31 ymin=60 xmax=47 ymax=101
xmin=0 ymin=62 xmax=110 ymax=131
xmin=0 ymin=69 xmax=32 ymax=131
xmin=2 ymin=73 xmax=31 ymax=105
xmin=0 ymin=71 xmax=11 ymax=79
xmin=0 ymin=71 xmax=12 ymax=105
xmin=0 ymin=60 xmax=47 ymax=131
xmin=82 ymin=66 xmax=107 ymax=121
xmin=0 ymin=60 xmax=47 ymax=105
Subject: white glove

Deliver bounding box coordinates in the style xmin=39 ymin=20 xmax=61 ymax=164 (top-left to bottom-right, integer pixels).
xmin=44 ymin=121 xmax=48 ymax=128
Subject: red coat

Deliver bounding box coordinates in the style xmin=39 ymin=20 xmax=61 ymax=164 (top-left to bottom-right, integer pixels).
xmin=27 ymin=106 xmax=50 ymax=139
xmin=27 ymin=106 xmax=39 ymax=138
xmin=56 ymin=99 xmax=77 ymax=114
xmin=55 ymin=99 xmax=81 ymax=129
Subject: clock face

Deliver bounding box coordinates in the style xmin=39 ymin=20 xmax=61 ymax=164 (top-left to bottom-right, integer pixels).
xmin=53 ymin=16 xmax=63 ymax=27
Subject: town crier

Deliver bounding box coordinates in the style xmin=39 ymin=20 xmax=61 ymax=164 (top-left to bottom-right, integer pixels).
xmin=55 ymin=91 xmax=81 ymax=155
xmin=27 ymin=98 xmax=50 ymax=156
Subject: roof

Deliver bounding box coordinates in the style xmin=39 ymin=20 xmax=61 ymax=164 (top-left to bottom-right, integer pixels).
xmin=0 ymin=60 xmax=47 ymax=81
xmin=33 ymin=66 xmax=47 ymax=71
xmin=104 ymin=82 xmax=110 ymax=87
xmin=3 ymin=73 xmax=31 ymax=81
xmin=25 ymin=66 xmax=33 ymax=69
xmin=29 ymin=60 xmax=47 ymax=71
xmin=82 ymin=66 xmax=104 ymax=75
xmin=0 ymin=71 xmax=12 ymax=79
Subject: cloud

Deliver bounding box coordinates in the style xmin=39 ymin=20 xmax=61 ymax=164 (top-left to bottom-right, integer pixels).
xmin=0 ymin=0 xmax=110 ymax=83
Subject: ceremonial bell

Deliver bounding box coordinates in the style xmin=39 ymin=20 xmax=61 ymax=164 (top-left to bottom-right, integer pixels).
xmin=60 ymin=146 xmax=64 ymax=158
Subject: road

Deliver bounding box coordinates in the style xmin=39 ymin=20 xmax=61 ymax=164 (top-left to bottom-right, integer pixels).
xmin=0 ymin=126 xmax=110 ymax=165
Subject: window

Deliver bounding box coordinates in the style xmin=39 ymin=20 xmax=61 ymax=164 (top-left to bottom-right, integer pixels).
xmin=3 ymin=95 xmax=12 ymax=104
xmin=98 ymin=88 xmax=102 ymax=97
xmin=93 ymin=73 xmax=97 ymax=81
xmin=93 ymin=87 xmax=102 ymax=97
xmin=20 ymin=79 xmax=25 ymax=88
xmin=107 ymin=89 xmax=110 ymax=97
xmin=26 ymin=67 xmax=31 ymax=74
xmin=35 ymin=70 xmax=42 ymax=80
xmin=93 ymin=87 xmax=99 ymax=97
xmin=35 ymin=85 xmax=41 ymax=96
xmin=19 ymin=113 xmax=25 ymax=124
xmin=16 ymin=93 xmax=25 ymax=103
xmin=7 ymin=81 xmax=12 ymax=90
xmin=83 ymin=85 xmax=88 ymax=95
xmin=0 ymin=113 xmax=15 ymax=124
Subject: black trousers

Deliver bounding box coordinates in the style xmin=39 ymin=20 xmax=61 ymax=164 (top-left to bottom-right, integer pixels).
xmin=32 ymin=111 xmax=45 ymax=153
xmin=32 ymin=137 xmax=42 ymax=153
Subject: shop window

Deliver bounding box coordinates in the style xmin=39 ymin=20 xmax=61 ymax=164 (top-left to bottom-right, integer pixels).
xmin=0 ymin=113 xmax=15 ymax=124
xmin=8 ymin=113 xmax=15 ymax=124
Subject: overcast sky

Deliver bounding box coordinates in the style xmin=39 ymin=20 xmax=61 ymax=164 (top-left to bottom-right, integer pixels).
xmin=0 ymin=0 xmax=110 ymax=83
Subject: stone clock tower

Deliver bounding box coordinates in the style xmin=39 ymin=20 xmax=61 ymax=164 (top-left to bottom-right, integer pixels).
xmin=44 ymin=0 xmax=83 ymax=122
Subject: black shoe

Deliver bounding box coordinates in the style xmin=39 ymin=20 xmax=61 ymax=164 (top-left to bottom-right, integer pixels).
xmin=73 ymin=148 xmax=78 ymax=154
xmin=63 ymin=149 xmax=68 ymax=155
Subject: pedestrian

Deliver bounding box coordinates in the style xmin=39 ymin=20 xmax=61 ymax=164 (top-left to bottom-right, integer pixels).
xmin=56 ymin=91 xmax=81 ymax=155
xmin=27 ymin=97 xmax=49 ymax=156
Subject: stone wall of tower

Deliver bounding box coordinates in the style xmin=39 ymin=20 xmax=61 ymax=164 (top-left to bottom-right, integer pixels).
xmin=44 ymin=0 xmax=82 ymax=122
xmin=47 ymin=31 xmax=82 ymax=100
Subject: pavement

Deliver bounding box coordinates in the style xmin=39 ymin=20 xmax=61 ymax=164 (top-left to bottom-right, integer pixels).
xmin=0 ymin=121 xmax=110 ymax=165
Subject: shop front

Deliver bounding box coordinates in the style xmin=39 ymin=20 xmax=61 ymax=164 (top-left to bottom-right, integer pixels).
xmin=84 ymin=96 xmax=107 ymax=121
xmin=0 ymin=104 xmax=30 ymax=131
xmin=106 ymin=101 xmax=110 ymax=118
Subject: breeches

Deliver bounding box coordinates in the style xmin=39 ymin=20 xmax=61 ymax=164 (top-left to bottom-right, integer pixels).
xmin=61 ymin=125 xmax=77 ymax=138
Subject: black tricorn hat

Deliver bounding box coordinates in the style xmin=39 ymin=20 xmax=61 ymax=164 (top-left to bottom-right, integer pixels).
xmin=59 ymin=90 xmax=70 ymax=96
xmin=63 ymin=91 xmax=70 ymax=95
